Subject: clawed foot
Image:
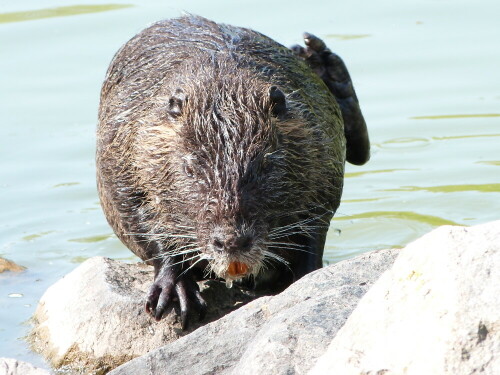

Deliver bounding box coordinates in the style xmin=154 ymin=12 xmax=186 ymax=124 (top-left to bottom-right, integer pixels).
xmin=145 ymin=270 xmax=207 ymax=330
xmin=291 ymin=33 xmax=370 ymax=166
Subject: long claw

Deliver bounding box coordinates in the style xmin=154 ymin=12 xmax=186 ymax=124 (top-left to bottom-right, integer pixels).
xmin=175 ymin=283 xmax=189 ymax=329
xmin=154 ymin=285 xmax=173 ymax=321
xmin=145 ymin=284 xmax=161 ymax=314
xmin=145 ymin=265 xmax=208 ymax=330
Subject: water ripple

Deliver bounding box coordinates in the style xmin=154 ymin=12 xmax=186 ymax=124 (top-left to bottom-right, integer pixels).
xmin=0 ymin=4 xmax=133 ymax=24
xmin=332 ymin=211 xmax=459 ymax=226
xmin=383 ymin=184 xmax=500 ymax=193
xmin=411 ymin=113 xmax=500 ymax=120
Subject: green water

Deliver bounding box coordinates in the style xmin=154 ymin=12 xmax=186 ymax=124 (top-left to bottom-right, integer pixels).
xmin=1 ymin=0 xmax=499 ymax=368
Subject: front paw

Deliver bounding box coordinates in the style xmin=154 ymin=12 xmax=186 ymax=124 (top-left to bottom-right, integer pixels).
xmin=145 ymin=272 xmax=207 ymax=330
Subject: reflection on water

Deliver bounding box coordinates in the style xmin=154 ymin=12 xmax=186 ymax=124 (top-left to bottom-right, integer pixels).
xmin=411 ymin=113 xmax=500 ymax=120
xmin=345 ymin=168 xmax=417 ymax=178
xmin=53 ymin=182 xmax=80 ymax=188
xmin=432 ymin=134 xmax=500 ymax=141
xmin=0 ymin=4 xmax=133 ymax=24
xmin=68 ymin=234 xmax=113 ymax=243
xmin=382 ymin=137 xmax=428 ymax=144
xmin=71 ymin=256 xmax=91 ymax=263
xmin=375 ymin=137 xmax=430 ymax=149
xmin=8 ymin=293 xmax=24 ymax=298
xmin=342 ymin=197 xmax=386 ymax=203
xmin=333 ymin=211 xmax=459 ymax=226
xmin=326 ymin=34 xmax=371 ymax=41
xmin=21 ymin=231 xmax=55 ymax=242
xmin=476 ymin=160 xmax=500 ymax=166
xmin=385 ymin=184 xmax=500 ymax=193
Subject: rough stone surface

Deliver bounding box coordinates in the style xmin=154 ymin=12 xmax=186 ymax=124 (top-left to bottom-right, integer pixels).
xmin=0 ymin=258 xmax=25 ymax=273
xmin=0 ymin=358 xmax=50 ymax=375
xmin=108 ymin=248 xmax=399 ymax=375
xmin=309 ymin=221 xmax=500 ymax=375
xmin=29 ymin=257 xmax=256 ymax=375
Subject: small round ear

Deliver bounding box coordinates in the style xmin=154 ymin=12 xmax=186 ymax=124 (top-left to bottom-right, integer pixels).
xmin=269 ymin=86 xmax=287 ymax=118
xmin=167 ymin=88 xmax=187 ymax=118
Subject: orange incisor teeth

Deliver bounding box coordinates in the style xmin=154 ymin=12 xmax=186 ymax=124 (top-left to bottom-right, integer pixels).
xmin=227 ymin=262 xmax=249 ymax=277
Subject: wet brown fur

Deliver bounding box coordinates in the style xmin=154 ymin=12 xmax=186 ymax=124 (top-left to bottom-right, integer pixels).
xmin=97 ymin=16 xmax=345 ymax=291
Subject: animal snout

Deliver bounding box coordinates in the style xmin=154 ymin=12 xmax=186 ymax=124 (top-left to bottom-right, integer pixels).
xmin=211 ymin=234 xmax=253 ymax=254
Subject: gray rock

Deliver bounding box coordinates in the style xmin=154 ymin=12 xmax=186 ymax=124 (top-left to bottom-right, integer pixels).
xmin=109 ymin=248 xmax=399 ymax=375
xmin=29 ymin=257 xmax=256 ymax=374
xmin=309 ymin=221 xmax=500 ymax=375
xmin=0 ymin=358 xmax=51 ymax=375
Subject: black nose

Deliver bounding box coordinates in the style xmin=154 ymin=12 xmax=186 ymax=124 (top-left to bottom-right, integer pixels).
xmin=236 ymin=235 xmax=253 ymax=250
xmin=211 ymin=235 xmax=253 ymax=253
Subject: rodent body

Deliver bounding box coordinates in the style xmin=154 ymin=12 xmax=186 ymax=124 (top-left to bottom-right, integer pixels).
xmin=97 ymin=15 xmax=369 ymax=328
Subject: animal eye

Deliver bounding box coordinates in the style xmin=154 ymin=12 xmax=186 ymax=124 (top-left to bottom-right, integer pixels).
xmin=167 ymin=88 xmax=187 ymax=118
xmin=184 ymin=163 xmax=194 ymax=178
xmin=182 ymin=155 xmax=197 ymax=178
xmin=269 ymin=86 xmax=287 ymax=118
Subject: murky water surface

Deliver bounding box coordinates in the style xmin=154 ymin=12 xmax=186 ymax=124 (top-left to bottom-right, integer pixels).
xmin=1 ymin=0 xmax=499 ymax=367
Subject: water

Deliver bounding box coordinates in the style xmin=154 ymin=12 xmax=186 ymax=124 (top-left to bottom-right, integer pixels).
xmin=1 ymin=0 xmax=499 ymax=368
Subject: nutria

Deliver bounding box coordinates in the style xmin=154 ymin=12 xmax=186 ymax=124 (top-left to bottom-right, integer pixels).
xmin=96 ymin=15 xmax=369 ymax=328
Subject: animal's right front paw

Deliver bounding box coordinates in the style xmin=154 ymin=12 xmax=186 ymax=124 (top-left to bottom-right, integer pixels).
xmin=145 ymin=272 xmax=207 ymax=330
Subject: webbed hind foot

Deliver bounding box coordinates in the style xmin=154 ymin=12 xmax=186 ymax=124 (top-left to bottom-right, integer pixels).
xmin=291 ymin=33 xmax=370 ymax=165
